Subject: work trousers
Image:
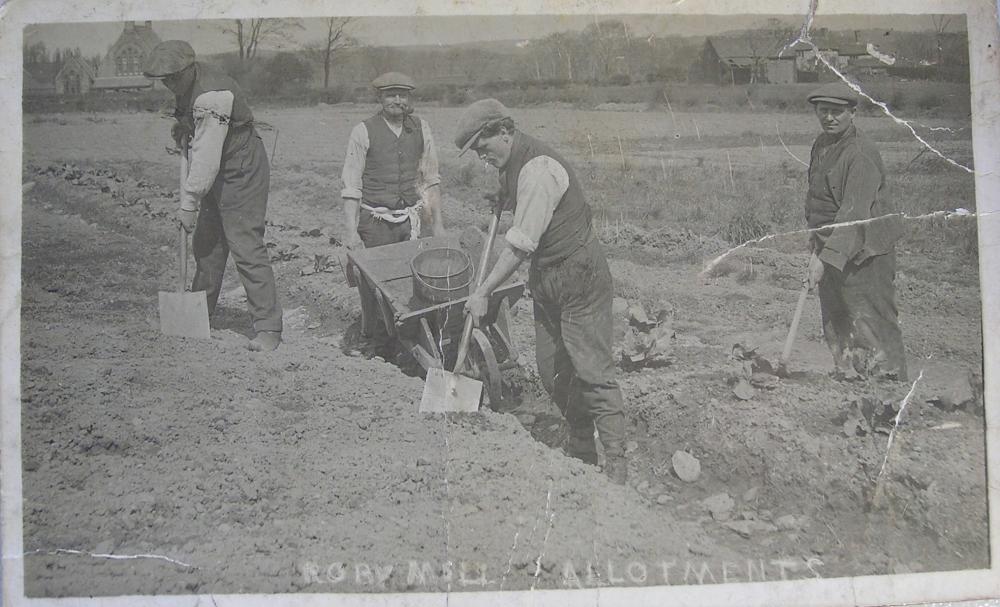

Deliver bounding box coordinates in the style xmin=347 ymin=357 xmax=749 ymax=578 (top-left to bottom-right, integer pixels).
xmin=819 ymin=251 xmax=906 ymax=380
xmin=357 ymin=208 xmax=412 ymax=248
xmin=191 ymin=134 xmax=282 ymax=333
xmin=530 ymin=237 xmax=626 ymax=457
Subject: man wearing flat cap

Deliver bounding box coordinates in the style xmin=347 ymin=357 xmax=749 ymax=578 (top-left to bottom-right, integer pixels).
xmin=340 ymin=72 xmax=443 ymax=250
xmin=456 ymin=98 xmax=628 ymax=485
xmin=144 ymin=40 xmax=283 ymax=351
xmin=804 ymin=81 xmax=906 ymax=380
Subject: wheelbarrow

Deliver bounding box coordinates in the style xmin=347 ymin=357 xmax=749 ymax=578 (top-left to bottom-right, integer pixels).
xmin=345 ymin=235 xmax=524 ymax=408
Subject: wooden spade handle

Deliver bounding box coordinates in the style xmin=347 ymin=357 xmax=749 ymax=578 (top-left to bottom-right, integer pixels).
xmin=178 ymin=152 xmax=189 ymax=292
xmin=178 ymin=225 xmax=188 ymax=291
xmin=780 ymin=283 xmax=810 ymax=368
xmin=453 ymin=205 xmax=502 ymax=375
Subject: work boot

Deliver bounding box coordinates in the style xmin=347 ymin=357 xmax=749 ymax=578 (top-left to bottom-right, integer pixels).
xmin=565 ymin=430 xmax=598 ymax=466
xmin=248 ymin=331 xmax=282 ymax=352
xmin=603 ymin=454 xmax=628 ymax=485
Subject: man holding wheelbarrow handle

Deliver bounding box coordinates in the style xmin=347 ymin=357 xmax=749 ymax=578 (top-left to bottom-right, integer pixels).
xmin=456 ymin=99 xmax=628 ymax=485
xmin=144 ymin=40 xmax=283 ymax=352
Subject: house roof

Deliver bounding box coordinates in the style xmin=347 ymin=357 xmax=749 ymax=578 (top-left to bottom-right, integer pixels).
xmin=56 ymin=55 xmax=96 ymax=81
xmin=707 ymin=36 xmax=792 ymax=60
xmin=92 ymin=75 xmax=154 ymax=89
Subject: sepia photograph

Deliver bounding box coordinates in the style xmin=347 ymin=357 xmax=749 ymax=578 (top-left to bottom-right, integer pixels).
xmin=3 ymin=0 xmax=998 ymax=605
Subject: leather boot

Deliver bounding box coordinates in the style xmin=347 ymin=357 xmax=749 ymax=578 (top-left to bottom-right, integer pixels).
xmin=565 ymin=428 xmax=598 ymax=466
xmin=603 ymin=453 xmax=628 ymax=485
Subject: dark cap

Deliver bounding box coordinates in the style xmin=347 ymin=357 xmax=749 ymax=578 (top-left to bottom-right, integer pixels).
xmin=454 ymin=98 xmax=510 ymax=156
xmin=142 ymin=40 xmax=196 ymax=78
xmin=371 ymin=72 xmax=416 ymax=91
xmin=807 ymin=81 xmax=860 ymax=106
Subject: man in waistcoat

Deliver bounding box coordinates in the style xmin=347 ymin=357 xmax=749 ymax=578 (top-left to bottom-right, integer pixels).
xmin=805 ymin=82 xmax=907 ymax=381
xmin=341 ymin=72 xmax=443 ymax=249
xmin=143 ymin=40 xmax=283 ymax=351
xmin=455 ymin=99 xmax=628 ymax=485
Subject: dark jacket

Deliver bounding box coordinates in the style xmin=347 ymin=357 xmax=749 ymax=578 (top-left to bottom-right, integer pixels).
xmin=805 ymin=125 xmax=903 ymax=270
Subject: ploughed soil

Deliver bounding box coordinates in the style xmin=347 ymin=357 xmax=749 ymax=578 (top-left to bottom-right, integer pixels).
xmin=18 ymin=109 xmax=987 ymax=597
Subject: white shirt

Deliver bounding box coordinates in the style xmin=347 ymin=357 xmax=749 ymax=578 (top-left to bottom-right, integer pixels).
xmin=181 ymin=90 xmax=233 ymax=212
xmin=339 ymin=116 xmax=441 ymax=201
xmin=505 ymin=155 xmax=570 ymax=254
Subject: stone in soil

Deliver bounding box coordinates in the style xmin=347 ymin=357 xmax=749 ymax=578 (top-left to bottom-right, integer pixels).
xmin=671 ymin=450 xmax=701 ymax=482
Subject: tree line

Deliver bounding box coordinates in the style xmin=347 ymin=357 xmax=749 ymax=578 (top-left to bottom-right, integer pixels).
xmin=23 ymin=17 xmax=970 ymax=96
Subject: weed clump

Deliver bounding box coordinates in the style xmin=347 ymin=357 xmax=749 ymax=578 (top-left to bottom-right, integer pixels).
xmin=722 ymin=208 xmax=770 ymax=245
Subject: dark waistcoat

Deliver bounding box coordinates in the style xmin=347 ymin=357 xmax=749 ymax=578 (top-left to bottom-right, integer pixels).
xmin=500 ymin=132 xmax=593 ymax=268
xmin=361 ymin=113 xmax=424 ymax=209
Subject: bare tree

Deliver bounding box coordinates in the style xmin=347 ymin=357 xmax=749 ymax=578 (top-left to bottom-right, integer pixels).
xmin=542 ymin=32 xmax=576 ymax=81
xmin=309 ymin=17 xmax=356 ymax=89
xmin=581 ymin=20 xmax=629 ymax=80
xmin=223 ymin=18 xmax=304 ymax=72
xmin=931 ymin=15 xmax=952 ymax=65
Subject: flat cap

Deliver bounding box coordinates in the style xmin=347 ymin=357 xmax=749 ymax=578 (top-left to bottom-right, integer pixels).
xmin=142 ymin=40 xmax=196 ymax=78
xmin=807 ymin=81 xmax=860 ymax=106
xmin=371 ymin=72 xmax=416 ymax=91
xmin=454 ymin=98 xmax=510 ymax=155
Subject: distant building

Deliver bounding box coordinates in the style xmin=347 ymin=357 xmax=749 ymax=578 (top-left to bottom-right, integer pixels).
xmin=24 ymin=55 xmax=96 ymax=96
xmin=92 ymin=20 xmax=162 ymax=91
xmin=696 ymin=33 xmax=915 ymax=85
xmin=24 ymin=21 xmax=163 ymax=97
xmin=697 ymin=36 xmax=797 ymax=85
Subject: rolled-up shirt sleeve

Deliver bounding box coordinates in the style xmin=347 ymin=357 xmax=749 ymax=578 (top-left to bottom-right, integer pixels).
xmin=182 ymin=90 xmax=233 ymax=211
xmin=340 ymin=123 xmax=369 ymax=200
xmin=418 ymin=119 xmax=441 ymax=196
xmin=505 ymin=156 xmax=569 ymax=254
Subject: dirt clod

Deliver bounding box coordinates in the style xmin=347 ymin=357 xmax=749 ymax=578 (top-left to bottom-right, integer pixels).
xmin=722 ymin=520 xmax=778 ymax=539
xmin=703 ymin=493 xmax=735 ymax=521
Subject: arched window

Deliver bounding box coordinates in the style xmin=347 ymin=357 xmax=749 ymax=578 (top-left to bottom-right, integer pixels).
xmin=66 ymin=73 xmax=81 ymax=95
xmin=116 ymin=46 xmax=142 ymax=76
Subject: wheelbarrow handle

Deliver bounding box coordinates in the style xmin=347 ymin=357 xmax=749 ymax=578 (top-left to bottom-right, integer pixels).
xmin=453 ymin=204 xmax=503 ymax=376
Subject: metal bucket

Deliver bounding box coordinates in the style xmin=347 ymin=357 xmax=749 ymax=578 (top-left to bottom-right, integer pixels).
xmin=411 ymin=247 xmax=474 ymax=304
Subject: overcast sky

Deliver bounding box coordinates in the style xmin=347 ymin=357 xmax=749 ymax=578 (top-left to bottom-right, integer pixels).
xmin=23 ymin=14 xmax=965 ymax=58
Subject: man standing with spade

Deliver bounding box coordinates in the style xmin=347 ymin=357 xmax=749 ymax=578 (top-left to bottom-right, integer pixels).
xmin=143 ymin=40 xmax=283 ymax=351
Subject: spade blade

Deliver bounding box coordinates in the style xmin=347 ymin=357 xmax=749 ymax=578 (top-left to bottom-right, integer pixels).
xmin=420 ymin=367 xmax=482 ymax=413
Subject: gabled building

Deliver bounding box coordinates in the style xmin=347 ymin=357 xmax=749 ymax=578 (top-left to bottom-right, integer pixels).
xmin=23 ymin=54 xmax=97 ymax=96
xmin=92 ymin=20 xmax=162 ymax=91
xmin=55 ymin=55 xmax=97 ymax=95
xmin=698 ymin=35 xmax=797 ymax=85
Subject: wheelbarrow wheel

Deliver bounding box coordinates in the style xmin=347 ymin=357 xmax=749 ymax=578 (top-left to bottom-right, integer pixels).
xmin=469 ymin=328 xmax=503 ymax=410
